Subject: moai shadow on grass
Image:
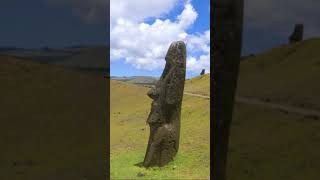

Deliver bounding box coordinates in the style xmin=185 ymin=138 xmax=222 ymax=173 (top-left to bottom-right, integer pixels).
xmin=143 ymin=41 xmax=186 ymax=167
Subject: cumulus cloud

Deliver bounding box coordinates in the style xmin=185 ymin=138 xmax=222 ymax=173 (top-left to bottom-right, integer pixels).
xmin=46 ymin=0 xmax=108 ymax=24
xmin=110 ymin=0 xmax=210 ymax=74
xmin=245 ymin=0 xmax=320 ymax=38
xmin=111 ymin=0 xmax=178 ymax=23
xmin=186 ymin=30 xmax=210 ymax=73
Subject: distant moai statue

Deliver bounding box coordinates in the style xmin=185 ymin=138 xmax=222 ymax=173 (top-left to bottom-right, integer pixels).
xmin=200 ymin=69 xmax=205 ymax=75
xmin=143 ymin=41 xmax=186 ymax=167
xmin=289 ymin=24 xmax=304 ymax=43
xmin=212 ymin=0 xmax=244 ymax=179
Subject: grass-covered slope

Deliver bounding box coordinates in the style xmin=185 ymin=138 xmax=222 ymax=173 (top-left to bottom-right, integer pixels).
xmin=0 ymin=55 xmax=107 ymax=180
xmin=185 ymin=38 xmax=320 ymax=110
xmin=228 ymin=103 xmax=320 ymax=180
xmin=238 ymin=38 xmax=320 ymax=110
xmin=184 ymin=73 xmax=210 ymax=96
xmin=54 ymin=46 xmax=108 ymax=69
xmin=184 ymin=38 xmax=320 ymax=179
xmin=110 ymin=80 xmax=210 ymax=179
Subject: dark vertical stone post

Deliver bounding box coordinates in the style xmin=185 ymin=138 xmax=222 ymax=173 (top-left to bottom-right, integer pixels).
xmin=289 ymin=24 xmax=304 ymax=44
xmin=201 ymin=69 xmax=206 ymax=75
xmin=143 ymin=41 xmax=186 ymax=167
xmin=212 ymin=0 xmax=244 ymax=179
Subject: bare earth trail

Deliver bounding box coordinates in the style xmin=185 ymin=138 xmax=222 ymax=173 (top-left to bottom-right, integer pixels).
xmin=184 ymin=92 xmax=320 ymax=119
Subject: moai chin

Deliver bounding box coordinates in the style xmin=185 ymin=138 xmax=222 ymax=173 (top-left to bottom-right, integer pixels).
xmin=143 ymin=41 xmax=186 ymax=167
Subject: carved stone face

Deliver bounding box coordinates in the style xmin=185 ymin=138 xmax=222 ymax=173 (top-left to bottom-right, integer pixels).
xmin=143 ymin=41 xmax=186 ymax=167
xmin=146 ymin=41 xmax=186 ymax=126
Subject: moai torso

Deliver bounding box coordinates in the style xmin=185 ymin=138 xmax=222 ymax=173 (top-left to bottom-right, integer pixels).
xmin=143 ymin=41 xmax=186 ymax=167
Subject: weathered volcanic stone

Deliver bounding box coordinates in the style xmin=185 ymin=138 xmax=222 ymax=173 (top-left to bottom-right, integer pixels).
xmin=212 ymin=0 xmax=244 ymax=179
xmin=143 ymin=41 xmax=186 ymax=167
xmin=289 ymin=24 xmax=304 ymax=43
xmin=200 ymin=69 xmax=205 ymax=75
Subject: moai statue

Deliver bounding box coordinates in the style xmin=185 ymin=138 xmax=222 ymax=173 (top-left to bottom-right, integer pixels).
xmin=212 ymin=0 xmax=244 ymax=180
xmin=143 ymin=41 xmax=186 ymax=167
xmin=200 ymin=69 xmax=205 ymax=75
xmin=289 ymin=24 xmax=304 ymax=43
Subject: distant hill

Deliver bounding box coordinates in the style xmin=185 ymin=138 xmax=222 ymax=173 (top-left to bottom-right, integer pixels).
xmin=237 ymin=37 xmax=320 ymax=110
xmin=53 ymin=46 xmax=108 ymax=69
xmin=111 ymin=76 xmax=158 ymax=85
xmin=0 ymin=45 xmax=109 ymax=74
xmin=185 ymin=73 xmax=210 ymax=96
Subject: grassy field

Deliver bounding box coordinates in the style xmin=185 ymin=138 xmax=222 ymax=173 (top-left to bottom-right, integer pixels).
xmin=185 ymin=38 xmax=320 ymax=179
xmin=110 ymin=80 xmax=210 ymax=179
xmin=237 ymin=38 xmax=320 ymax=110
xmin=227 ymin=103 xmax=320 ymax=180
xmin=184 ymin=74 xmax=210 ymax=96
xmin=228 ymin=38 xmax=320 ymax=179
xmin=0 ymin=55 xmax=107 ymax=180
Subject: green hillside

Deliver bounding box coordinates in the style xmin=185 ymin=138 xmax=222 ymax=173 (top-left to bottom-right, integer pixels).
xmin=126 ymin=76 xmax=158 ymax=85
xmin=185 ymin=38 xmax=320 ymax=111
xmin=228 ymin=103 xmax=320 ymax=180
xmin=0 ymin=55 xmax=107 ymax=180
xmin=110 ymin=80 xmax=210 ymax=179
xmin=111 ymin=76 xmax=158 ymax=85
xmin=185 ymin=38 xmax=320 ymax=179
xmin=185 ymin=73 xmax=210 ymax=96
xmin=54 ymin=46 xmax=108 ymax=69
xmin=238 ymin=37 xmax=320 ymax=110
xmin=0 ymin=46 xmax=108 ymax=72
xmin=229 ymin=38 xmax=320 ymax=179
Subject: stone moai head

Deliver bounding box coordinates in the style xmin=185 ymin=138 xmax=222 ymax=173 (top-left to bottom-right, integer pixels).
xmin=161 ymin=41 xmax=186 ymax=78
xmin=146 ymin=41 xmax=186 ymax=125
xmin=289 ymin=24 xmax=304 ymax=43
xmin=201 ymin=69 xmax=205 ymax=75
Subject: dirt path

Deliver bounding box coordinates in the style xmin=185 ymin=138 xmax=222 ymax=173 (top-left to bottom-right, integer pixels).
xmin=184 ymin=92 xmax=320 ymax=118
xmin=184 ymin=92 xmax=210 ymax=99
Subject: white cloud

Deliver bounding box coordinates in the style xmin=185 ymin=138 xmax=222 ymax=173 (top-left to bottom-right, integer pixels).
xmin=47 ymin=0 xmax=108 ymax=24
xmin=110 ymin=0 xmax=210 ymax=74
xmin=186 ymin=30 xmax=210 ymax=73
xmin=111 ymin=0 xmax=179 ymax=23
xmin=244 ymin=0 xmax=320 ymax=38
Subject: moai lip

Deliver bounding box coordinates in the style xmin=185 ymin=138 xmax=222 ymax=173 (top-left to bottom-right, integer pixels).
xmin=143 ymin=41 xmax=186 ymax=167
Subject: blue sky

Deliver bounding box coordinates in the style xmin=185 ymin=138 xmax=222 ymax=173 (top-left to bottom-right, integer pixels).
xmin=110 ymin=0 xmax=210 ymax=79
